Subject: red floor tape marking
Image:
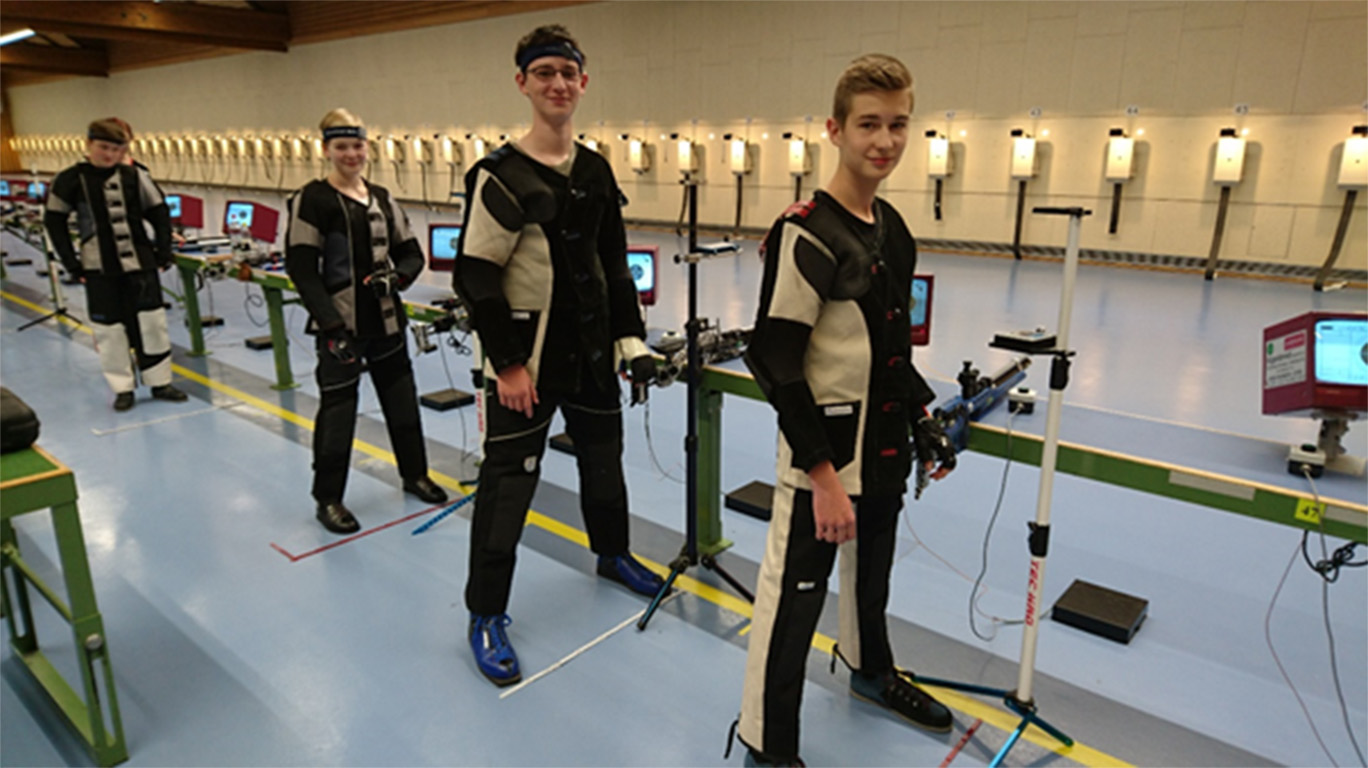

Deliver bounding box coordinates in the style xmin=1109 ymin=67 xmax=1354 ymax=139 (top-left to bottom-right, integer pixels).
xmin=940 ymin=717 xmax=983 ymax=768
xmin=270 ymin=504 xmax=445 ymax=562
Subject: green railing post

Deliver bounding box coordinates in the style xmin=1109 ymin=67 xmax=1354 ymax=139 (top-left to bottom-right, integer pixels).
xmin=263 ymin=285 xmax=297 ymax=390
xmin=175 ymin=256 xmax=208 ymax=357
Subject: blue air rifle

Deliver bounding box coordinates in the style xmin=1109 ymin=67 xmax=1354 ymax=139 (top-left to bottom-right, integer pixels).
xmin=916 ymin=356 xmax=1032 ymax=498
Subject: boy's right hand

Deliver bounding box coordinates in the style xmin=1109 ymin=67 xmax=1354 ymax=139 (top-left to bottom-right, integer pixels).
xmin=496 ymin=364 xmax=539 ymax=418
xmin=809 ymin=461 xmax=856 ymax=544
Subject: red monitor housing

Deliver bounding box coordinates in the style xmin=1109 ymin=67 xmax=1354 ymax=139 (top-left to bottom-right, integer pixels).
xmin=910 ymin=274 xmax=933 ymax=346
xmin=164 ymin=193 xmax=202 ymax=228
xmin=167 ymin=193 xmax=205 ymax=229
xmin=1263 ymin=311 xmax=1368 ymax=417
xmin=223 ymin=199 xmax=280 ymax=243
xmin=625 ymin=244 xmax=658 ymax=306
xmin=428 ymin=223 xmax=462 ymax=273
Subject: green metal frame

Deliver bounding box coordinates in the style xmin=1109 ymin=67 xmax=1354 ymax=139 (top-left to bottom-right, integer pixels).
xmin=174 ymin=253 xmax=452 ymax=392
xmin=695 ymin=366 xmax=1367 ymax=554
xmin=1 ymin=446 xmax=127 ymax=766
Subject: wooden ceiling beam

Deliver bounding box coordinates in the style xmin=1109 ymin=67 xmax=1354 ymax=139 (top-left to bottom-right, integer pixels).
xmin=2 ymin=1 xmax=289 ymax=52
xmin=289 ymin=0 xmax=595 ymax=46
xmin=0 ymin=43 xmax=108 ymax=77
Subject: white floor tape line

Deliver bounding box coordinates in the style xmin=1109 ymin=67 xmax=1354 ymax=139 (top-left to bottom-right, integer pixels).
xmin=499 ymin=590 xmax=683 ymax=699
xmin=91 ymin=401 xmax=239 ymax=436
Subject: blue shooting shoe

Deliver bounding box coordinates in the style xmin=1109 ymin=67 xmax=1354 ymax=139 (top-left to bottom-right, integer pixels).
xmin=596 ymin=552 xmax=666 ymax=596
xmin=468 ymin=613 xmax=521 ymax=687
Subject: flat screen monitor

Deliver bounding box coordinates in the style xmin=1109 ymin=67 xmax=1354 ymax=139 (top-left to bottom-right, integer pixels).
xmin=626 ymin=245 xmax=658 ymax=306
xmin=910 ymin=274 xmax=933 ymax=346
xmin=1315 ymin=318 xmax=1368 ymax=386
xmin=0 ymin=181 xmax=9 ymax=198
xmin=29 ymin=181 xmax=46 ymax=200
xmin=225 ymin=201 xmax=254 ymax=232
xmin=222 ymin=199 xmax=280 ymax=242
xmin=172 ymin=193 xmax=204 ymax=229
xmin=1263 ymin=311 xmax=1368 ymax=416
xmin=9 ymin=182 xmax=26 ymax=199
xmin=428 ymin=224 xmax=462 ymax=273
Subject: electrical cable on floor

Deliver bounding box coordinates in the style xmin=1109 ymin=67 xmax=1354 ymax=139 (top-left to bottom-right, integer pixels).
xmin=242 ymin=283 xmax=268 ymax=328
xmin=1300 ymin=469 xmax=1367 ymax=767
xmin=438 ymin=326 xmax=478 ymax=481
xmin=642 ymin=397 xmax=683 ymax=483
xmin=895 ymin=413 xmax=1021 ymax=640
xmin=1265 ymin=537 xmax=1340 ymax=768
xmin=968 ymin=409 xmax=1025 ymax=640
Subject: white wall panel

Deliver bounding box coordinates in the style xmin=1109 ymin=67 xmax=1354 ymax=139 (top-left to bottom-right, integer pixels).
xmin=9 ymin=1 xmax=1363 ymax=269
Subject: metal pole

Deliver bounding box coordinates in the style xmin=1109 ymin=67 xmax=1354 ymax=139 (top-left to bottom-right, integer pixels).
xmin=1108 ymin=183 xmax=1122 ymax=234
xmin=1012 ymin=180 xmax=1028 ymax=259
xmin=1204 ymin=185 xmax=1231 ymax=280
xmin=684 ymin=181 xmax=700 ymax=563
xmin=1314 ymin=188 xmax=1358 ymax=291
xmin=1014 ymin=208 xmax=1084 ymax=704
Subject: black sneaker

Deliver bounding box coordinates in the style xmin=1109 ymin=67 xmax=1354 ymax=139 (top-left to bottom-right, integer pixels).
xmin=316 ymin=501 xmax=360 ymax=535
xmin=403 ymin=476 xmax=448 ymax=504
xmin=850 ymin=669 xmax=953 ymax=733
xmin=113 ymin=391 xmax=135 ymax=411
xmin=151 ymin=384 xmax=188 ymax=402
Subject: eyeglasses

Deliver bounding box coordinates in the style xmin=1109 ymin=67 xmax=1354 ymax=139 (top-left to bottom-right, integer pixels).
xmin=527 ymin=66 xmax=582 ymax=83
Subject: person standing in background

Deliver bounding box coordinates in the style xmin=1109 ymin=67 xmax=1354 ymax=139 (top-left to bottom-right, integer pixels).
xmin=44 ymin=117 xmax=189 ymax=412
xmin=285 ymin=107 xmax=448 ymax=536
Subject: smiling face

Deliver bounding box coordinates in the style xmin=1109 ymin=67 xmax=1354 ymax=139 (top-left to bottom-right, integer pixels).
xmin=324 ymin=136 xmax=368 ymax=176
xmin=86 ymin=139 xmax=127 ymax=169
xmin=827 ymin=88 xmax=911 ymax=184
xmin=516 ymin=55 xmax=587 ymax=124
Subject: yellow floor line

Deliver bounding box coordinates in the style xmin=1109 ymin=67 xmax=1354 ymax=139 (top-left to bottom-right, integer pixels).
xmin=4 ymin=287 xmax=1129 ymax=766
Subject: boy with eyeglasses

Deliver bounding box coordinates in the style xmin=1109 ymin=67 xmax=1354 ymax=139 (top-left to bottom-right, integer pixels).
xmin=452 ymin=24 xmax=664 ymax=687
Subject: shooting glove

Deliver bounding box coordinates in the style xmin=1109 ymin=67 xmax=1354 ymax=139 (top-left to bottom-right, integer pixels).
xmin=322 ymin=326 xmax=358 ymax=365
xmin=911 ymin=415 xmax=957 ymax=473
xmin=615 ymin=336 xmax=656 ymax=406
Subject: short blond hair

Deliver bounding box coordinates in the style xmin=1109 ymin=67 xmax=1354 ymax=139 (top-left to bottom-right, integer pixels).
xmin=832 ymin=54 xmax=913 ymax=126
xmin=319 ymin=108 xmax=364 ymax=132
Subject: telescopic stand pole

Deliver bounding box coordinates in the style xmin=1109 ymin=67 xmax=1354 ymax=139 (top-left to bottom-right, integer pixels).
xmin=638 ymin=178 xmax=753 ymax=632
xmin=19 ymin=238 xmax=84 ymax=332
xmin=913 ymin=206 xmax=1090 ymax=766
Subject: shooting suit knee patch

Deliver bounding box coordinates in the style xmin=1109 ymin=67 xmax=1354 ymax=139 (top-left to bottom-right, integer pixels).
xmin=136 ymin=309 xmax=171 ymax=356
xmin=92 ymin=321 xmax=135 ymax=393
xmin=135 ymin=309 xmax=173 ymax=386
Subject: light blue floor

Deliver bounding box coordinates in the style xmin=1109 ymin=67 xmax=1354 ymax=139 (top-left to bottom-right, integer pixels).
xmin=2 ymin=226 xmax=1365 ymax=767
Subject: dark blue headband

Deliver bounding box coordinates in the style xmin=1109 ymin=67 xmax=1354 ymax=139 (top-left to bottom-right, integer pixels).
xmin=87 ymin=129 xmax=127 ymax=145
xmin=516 ymin=42 xmax=584 ymax=72
xmin=323 ymin=125 xmax=367 ymax=141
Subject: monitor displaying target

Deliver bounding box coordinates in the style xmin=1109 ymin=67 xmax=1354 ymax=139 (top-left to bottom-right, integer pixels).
xmin=428 ymin=224 xmax=462 ymax=272
xmin=626 ymin=245 xmax=658 ymax=306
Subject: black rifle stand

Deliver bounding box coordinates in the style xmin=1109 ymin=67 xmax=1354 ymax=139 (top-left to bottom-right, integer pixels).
xmin=638 ymin=178 xmax=753 ymax=631
xmin=912 ymin=206 xmax=1092 ymax=766
xmin=19 ymin=255 xmax=84 ymax=332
